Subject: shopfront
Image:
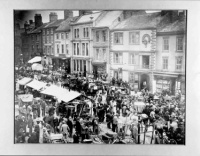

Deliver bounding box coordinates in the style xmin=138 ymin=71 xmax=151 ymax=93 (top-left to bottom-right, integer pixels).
xmin=92 ymin=62 xmax=107 ymax=78
xmin=154 ymin=75 xmax=176 ymax=95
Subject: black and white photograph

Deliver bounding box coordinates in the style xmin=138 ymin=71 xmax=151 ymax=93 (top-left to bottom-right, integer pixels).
xmin=1 ymin=0 xmax=200 ymax=155
xmin=14 ymin=9 xmax=186 ymax=145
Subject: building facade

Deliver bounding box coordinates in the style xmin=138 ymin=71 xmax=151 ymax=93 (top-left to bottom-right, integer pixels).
xmin=42 ymin=13 xmax=64 ymax=66
xmin=92 ymin=11 xmax=124 ymax=80
xmin=154 ymin=11 xmax=186 ymax=95
xmin=70 ymin=12 xmax=102 ymax=75
xmin=110 ymin=14 xmax=158 ymax=91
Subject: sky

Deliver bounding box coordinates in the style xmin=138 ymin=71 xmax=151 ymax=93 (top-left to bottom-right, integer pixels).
xmin=15 ymin=10 xmax=161 ymax=28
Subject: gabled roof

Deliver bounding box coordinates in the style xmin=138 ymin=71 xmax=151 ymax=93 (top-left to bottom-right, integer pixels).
xmin=74 ymin=12 xmax=102 ymax=24
xmin=44 ymin=19 xmax=65 ymax=28
xmin=94 ymin=11 xmax=123 ymax=29
xmin=55 ymin=16 xmax=79 ymax=32
xmin=113 ymin=12 xmax=161 ymax=30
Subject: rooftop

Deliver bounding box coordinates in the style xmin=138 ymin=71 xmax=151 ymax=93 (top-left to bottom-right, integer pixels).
xmin=113 ymin=12 xmax=160 ymax=30
xmin=44 ymin=19 xmax=65 ymax=28
xmin=75 ymin=12 xmax=102 ymax=24
xmin=28 ymin=23 xmax=48 ymax=34
xmin=94 ymin=11 xmax=123 ymax=28
xmin=55 ymin=16 xmax=79 ymax=32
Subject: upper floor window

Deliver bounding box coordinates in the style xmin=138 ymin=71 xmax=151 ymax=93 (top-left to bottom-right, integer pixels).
xmin=102 ymin=30 xmax=107 ymax=42
xmin=114 ymin=32 xmax=123 ymax=44
xmin=66 ymin=44 xmax=69 ymax=55
xmin=74 ymin=29 xmax=79 ymax=38
xmin=129 ymin=32 xmax=140 ymax=44
xmin=176 ymin=56 xmax=183 ymax=70
xmin=47 ymin=29 xmax=49 ymax=35
xmin=57 ymin=44 xmax=59 ymax=53
xmin=96 ymin=31 xmax=100 ymax=42
xmin=74 ymin=43 xmax=76 ymax=55
xmin=50 ymin=28 xmax=53 ymax=34
xmin=36 ymin=35 xmax=39 ymax=41
xmin=36 ymin=45 xmax=39 ymax=50
xmin=32 ymin=35 xmax=34 ymax=41
xmin=177 ymin=37 xmax=183 ymax=51
xmin=163 ymin=37 xmax=169 ymax=51
xmin=43 ymin=30 xmax=45 ymax=35
xmin=43 ymin=36 xmax=45 ymax=44
xmin=61 ymin=33 xmax=64 ymax=40
xmin=96 ymin=49 xmax=100 ymax=60
xmin=129 ymin=54 xmax=135 ymax=64
xmin=162 ymin=57 xmax=168 ymax=70
xmin=49 ymin=36 xmax=51 ymax=43
xmin=56 ymin=33 xmax=59 ymax=40
xmin=62 ymin=44 xmax=64 ymax=53
xmin=82 ymin=43 xmax=85 ymax=56
xmin=83 ymin=28 xmax=89 ymax=38
xmin=86 ymin=43 xmax=89 ymax=56
xmin=51 ymin=36 xmax=53 ymax=43
xmin=113 ymin=52 xmax=123 ymax=64
xmin=103 ymin=49 xmax=106 ymax=61
xmin=32 ymin=45 xmax=34 ymax=51
xmin=66 ymin=33 xmax=69 ymax=39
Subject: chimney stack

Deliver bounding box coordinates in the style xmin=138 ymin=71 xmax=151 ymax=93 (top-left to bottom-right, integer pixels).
xmin=64 ymin=10 xmax=73 ymax=19
xmin=49 ymin=12 xmax=58 ymax=22
xmin=24 ymin=21 xmax=29 ymax=32
xmin=34 ymin=14 xmax=42 ymax=28
xmin=79 ymin=10 xmax=93 ymax=16
xmin=29 ymin=20 xmax=33 ymax=25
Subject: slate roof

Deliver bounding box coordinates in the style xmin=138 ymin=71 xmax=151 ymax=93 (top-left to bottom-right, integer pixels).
xmin=113 ymin=13 xmax=161 ymax=30
xmin=157 ymin=13 xmax=186 ymax=33
xmin=44 ymin=19 xmax=65 ymax=28
xmin=55 ymin=16 xmax=79 ymax=32
xmin=75 ymin=12 xmax=102 ymax=24
xmin=94 ymin=11 xmax=123 ymax=29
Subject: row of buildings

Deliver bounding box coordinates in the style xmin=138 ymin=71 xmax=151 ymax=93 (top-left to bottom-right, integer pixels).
xmin=14 ymin=10 xmax=186 ymax=95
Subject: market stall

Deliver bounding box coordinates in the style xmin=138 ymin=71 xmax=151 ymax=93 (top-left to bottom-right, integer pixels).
xmin=28 ymin=56 xmax=42 ymax=64
xmin=26 ymin=80 xmax=47 ymax=91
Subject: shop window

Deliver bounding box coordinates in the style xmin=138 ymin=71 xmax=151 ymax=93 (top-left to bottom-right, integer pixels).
xmin=162 ymin=57 xmax=168 ymax=70
xmin=80 ymin=60 xmax=82 ymax=71
xmin=114 ymin=32 xmax=123 ymax=44
xmin=156 ymin=79 xmax=170 ymax=93
xmin=74 ymin=60 xmax=76 ymax=71
xmin=129 ymin=32 xmax=140 ymax=44
xmin=176 ymin=56 xmax=183 ymax=70
xmin=177 ymin=37 xmax=183 ymax=51
xmin=114 ymin=53 xmax=123 ymax=64
xmin=163 ymin=37 xmax=169 ymax=51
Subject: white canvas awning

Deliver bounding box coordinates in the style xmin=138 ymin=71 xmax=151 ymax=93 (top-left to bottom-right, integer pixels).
xmin=32 ymin=63 xmax=43 ymax=71
xmin=41 ymin=85 xmax=81 ymax=103
xmin=26 ymin=80 xmax=47 ymax=91
xmin=28 ymin=56 xmax=42 ymax=63
xmin=57 ymin=90 xmax=81 ymax=103
xmin=17 ymin=77 xmax=32 ymax=85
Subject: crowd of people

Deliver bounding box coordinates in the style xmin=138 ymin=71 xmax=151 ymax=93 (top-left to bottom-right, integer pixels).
xmin=15 ymin=63 xmax=185 ymax=144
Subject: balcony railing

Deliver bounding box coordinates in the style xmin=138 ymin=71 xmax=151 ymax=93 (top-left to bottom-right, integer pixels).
xmin=128 ymin=64 xmax=153 ymax=70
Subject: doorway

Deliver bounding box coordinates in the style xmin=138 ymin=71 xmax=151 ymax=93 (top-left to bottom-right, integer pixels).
xmin=140 ymin=74 xmax=150 ymax=91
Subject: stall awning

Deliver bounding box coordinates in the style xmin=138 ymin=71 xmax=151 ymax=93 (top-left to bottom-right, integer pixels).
xmin=32 ymin=63 xmax=43 ymax=71
xmin=17 ymin=77 xmax=32 ymax=85
xmin=28 ymin=56 xmax=42 ymax=63
xmin=41 ymin=85 xmax=81 ymax=103
xmin=18 ymin=94 xmax=33 ymax=103
xmin=58 ymin=91 xmax=81 ymax=103
xmin=26 ymin=80 xmax=47 ymax=91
